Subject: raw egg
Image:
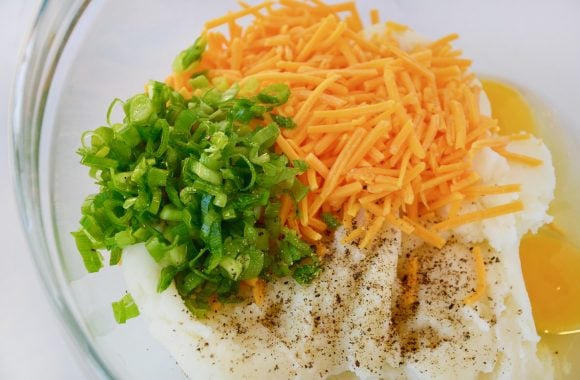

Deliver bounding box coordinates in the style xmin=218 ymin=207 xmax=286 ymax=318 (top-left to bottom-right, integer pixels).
xmin=482 ymin=79 xmax=580 ymax=335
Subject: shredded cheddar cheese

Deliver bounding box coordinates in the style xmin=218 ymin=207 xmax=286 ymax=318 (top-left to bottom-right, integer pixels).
xmin=433 ymin=201 xmax=524 ymax=231
xmin=493 ymin=147 xmax=544 ymax=167
xmin=403 ymin=256 xmax=419 ymax=306
xmin=341 ymin=227 xmax=365 ymax=244
xmin=167 ymin=0 xmax=527 ymax=250
xmin=464 ymin=246 xmax=487 ymax=304
xmin=243 ymin=278 xmax=266 ymax=306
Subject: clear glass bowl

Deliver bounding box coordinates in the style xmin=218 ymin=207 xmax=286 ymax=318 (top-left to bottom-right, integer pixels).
xmin=10 ymin=0 xmax=580 ymax=379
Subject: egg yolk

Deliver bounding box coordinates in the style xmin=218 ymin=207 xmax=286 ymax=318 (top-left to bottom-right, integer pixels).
xmin=481 ymin=80 xmax=536 ymax=136
xmin=482 ymin=79 xmax=580 ymax=335
xmin=520 ymin=231 xmax=580 ymax=334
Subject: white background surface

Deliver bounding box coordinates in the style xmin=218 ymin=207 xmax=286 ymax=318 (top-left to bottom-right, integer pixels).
xmin=0 ymin=1 xmax=88 ymax=379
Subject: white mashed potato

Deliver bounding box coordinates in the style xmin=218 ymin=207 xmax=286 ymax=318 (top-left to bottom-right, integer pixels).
xmin=122 ymin=29 xmax=556 ymax=379
xmin=123 ymin=134 xmax=555 ymax=379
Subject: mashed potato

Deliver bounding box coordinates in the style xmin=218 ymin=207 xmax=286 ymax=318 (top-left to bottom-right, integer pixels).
xmin=122 ymin=133 xmax=555 ymax=379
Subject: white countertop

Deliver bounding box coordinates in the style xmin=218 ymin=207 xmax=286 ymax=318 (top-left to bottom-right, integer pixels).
xmin=0 ymin=2 xmax=88 ymax=379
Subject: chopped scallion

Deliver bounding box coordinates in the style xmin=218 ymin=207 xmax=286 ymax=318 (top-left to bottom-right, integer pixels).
xmin=112 ymin=293 xmax=140 ymax=324
xmin=75 ymin=40 xmax=320 ymax=322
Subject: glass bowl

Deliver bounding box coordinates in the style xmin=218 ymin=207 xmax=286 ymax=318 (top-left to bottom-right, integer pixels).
xmin=11 ymin=0 xmax=580 ymax=378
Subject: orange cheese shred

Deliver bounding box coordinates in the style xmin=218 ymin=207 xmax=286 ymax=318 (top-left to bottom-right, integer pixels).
xmin=402 ymin=217 xmax=446 ymax=249
xmin=433 ymin=201 xmax=524 ymax=231
xmin=369 ymin=9 xmax=380 ymax=25
xmin=360 ymin=216 xmax=386 ymax=249
xmin=403 ymin=256 xmax=419 ymax=306
xmin=461 ymin=184 xmax=522 ymax=196
xmin=464 ymin=246 xmax=487 ymax=305
xmin=341 ymin=227 xmax=366 ymax=244
xmin=493 ymin=147 xmax=543 ymax=167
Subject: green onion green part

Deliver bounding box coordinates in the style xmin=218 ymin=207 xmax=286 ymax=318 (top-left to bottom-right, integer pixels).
xmin=111 ymin=293 xmax=140 ymax=324
xmin=322 ymin=212 xmax=341 ymax=230
xmin=74 ymin=42 xmax=321 ymax=322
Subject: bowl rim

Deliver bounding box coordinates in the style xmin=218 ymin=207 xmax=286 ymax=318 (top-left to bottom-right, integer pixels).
xmin=9 ymin=0 xmax=112 ymax=378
